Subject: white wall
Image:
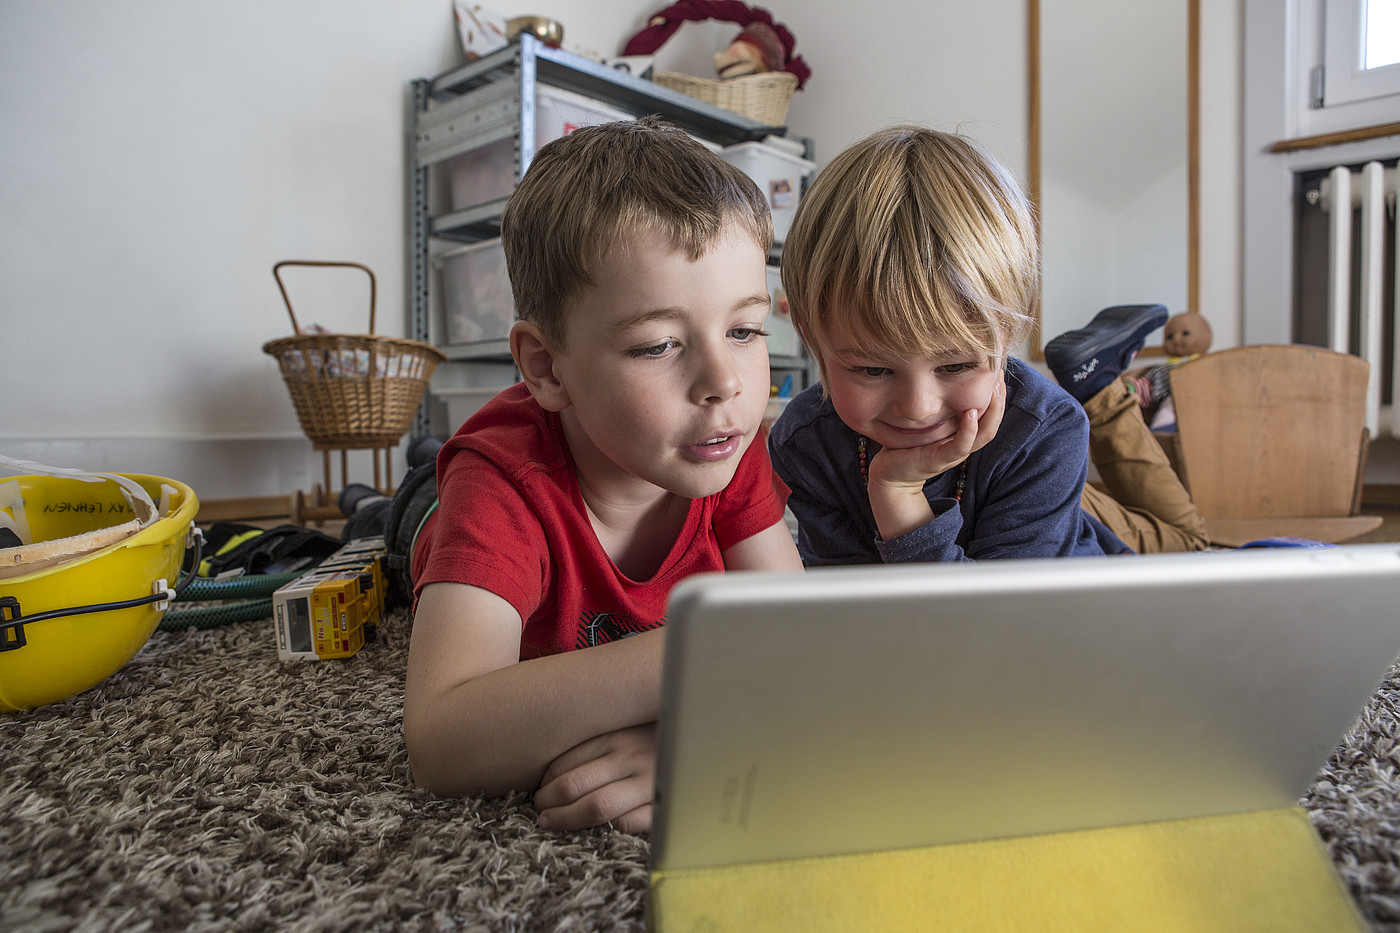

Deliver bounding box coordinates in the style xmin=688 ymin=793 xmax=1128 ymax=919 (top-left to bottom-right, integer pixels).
xmin=0 ymin=0 xmax=1242 ymax=501
xmin=1042 ymin=162 xmax=1189 ymax=325
xmin=1198 ymin=0 xmax=1244 ymax=351
xmin=1 ymin=0 xmax=465 ymax=498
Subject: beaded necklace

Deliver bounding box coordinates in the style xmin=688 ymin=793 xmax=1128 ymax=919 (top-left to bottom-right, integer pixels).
xmin=857 ymin=435 xmax=967 ymax=502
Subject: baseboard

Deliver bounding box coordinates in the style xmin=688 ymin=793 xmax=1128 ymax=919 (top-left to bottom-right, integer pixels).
xmin=196 ymin=495 xmax=295 ymax=524
xmin=0 ymin=436 xmax=414 ymax=503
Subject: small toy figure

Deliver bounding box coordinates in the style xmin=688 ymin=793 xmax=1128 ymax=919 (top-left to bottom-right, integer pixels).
xmin=1125 ymin=311 xmax=1213 ymax=429
xmin=1161 ymin=311 xmax=1212 ymax=362
xmin=714 ymin=21 xmax=785 ymax=78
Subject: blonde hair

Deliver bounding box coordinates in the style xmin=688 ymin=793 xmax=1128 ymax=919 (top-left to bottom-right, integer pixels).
xmin=780 ymin=125 xmax=1038 ymax=377
xmin=500 ymin=116 xmax=773 ymax=348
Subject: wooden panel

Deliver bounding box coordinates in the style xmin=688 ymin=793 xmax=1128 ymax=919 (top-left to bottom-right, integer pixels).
xmin=1169 ymin=346 xmax=1369 ymax=519
xmin=1202 ymin=515 xmax=1384 ymax=548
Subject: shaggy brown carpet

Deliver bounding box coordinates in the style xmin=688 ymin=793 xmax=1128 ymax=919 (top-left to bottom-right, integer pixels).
xmin=2 ymin=608 xmax=1398 ymax=931
xmin=0 ymin=611 xmax=648 ymax=932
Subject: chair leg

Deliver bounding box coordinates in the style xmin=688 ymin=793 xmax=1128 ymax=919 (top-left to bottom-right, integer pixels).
xmin=1352 ymin=427 xmax=1371 ymax=516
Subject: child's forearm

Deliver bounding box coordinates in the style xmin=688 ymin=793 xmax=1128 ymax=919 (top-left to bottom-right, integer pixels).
xmin=405 ymin=628 xmax=663 ymax=798
xmin=867 ymin=480 xmax=939 ymax=541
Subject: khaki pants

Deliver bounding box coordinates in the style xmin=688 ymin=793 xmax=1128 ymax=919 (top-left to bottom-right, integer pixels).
xmin=1079 ymin=379 xmax=1209 ymax=553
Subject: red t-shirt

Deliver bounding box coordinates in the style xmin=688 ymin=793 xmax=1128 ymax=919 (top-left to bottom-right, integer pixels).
xmin=413 ymin=384 xmax=787 ymax=659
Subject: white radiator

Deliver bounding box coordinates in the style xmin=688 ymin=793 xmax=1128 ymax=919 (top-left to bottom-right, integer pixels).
xmin=1320 ymin=161 xmax=1398 ymax=436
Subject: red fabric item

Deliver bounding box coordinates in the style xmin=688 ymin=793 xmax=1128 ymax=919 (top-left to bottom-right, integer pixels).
xmin=623 ymin=1 xmax=811 ymax=89
xmin=412 ymin=383 xmax=788 ymax=659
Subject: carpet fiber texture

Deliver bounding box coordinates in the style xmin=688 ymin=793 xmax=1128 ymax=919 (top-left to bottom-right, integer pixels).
xmin=2 ymin=609 xmax=1398 ymax=931
xmin=0 ymin=611 xmax=648 ymax=932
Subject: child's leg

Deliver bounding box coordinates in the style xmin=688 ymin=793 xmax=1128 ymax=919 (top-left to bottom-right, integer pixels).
xmin=1045 ymin=304 xmax=1169 ymax=403
xmin=1046 ymin=305 xmax=1207 ymax=553
xmin=1079 ymin=379 xmax=1208 ymax=553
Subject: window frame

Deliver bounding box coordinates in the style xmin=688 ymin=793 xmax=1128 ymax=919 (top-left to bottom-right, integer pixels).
xmin=1322 ymin=0 xmax=1400 ymax=108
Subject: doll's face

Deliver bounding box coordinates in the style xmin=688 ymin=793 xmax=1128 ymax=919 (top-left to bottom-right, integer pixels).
xmin=714 ymin=40 xmax=765 ymax=78
xmin=1163 ymin=313 xmax=1211 ymax=357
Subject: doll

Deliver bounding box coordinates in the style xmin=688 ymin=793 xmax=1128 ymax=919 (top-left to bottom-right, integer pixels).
xmin=714 ymin=21 xmax=785 ymax=78
xmin=1125 ymin=311 xmax=1212 ymax=429
xmin=1161 ymin=311 xmax=1212 ymax=363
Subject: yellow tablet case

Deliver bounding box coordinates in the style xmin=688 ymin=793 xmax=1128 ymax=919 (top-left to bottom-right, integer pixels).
xmin=649 ymin=806 xmax=1364 ymax=932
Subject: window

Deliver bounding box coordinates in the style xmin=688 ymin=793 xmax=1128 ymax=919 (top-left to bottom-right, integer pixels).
xmin=1323 ymin=0 xmax=1400 ymax=107
xmin=1364 ymin=0 xmax=1400 ymax=67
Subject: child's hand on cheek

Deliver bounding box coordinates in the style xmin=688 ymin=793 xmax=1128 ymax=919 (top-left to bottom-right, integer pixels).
xmin=868 ymin=370 xmax=1005 ymax=488
xmin=865 ymin=373 xmax=1003 ymax=542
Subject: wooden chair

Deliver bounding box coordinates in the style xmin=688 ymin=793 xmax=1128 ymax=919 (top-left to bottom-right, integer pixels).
xmin=1167 ymin=344 xmax=1383 ymax=547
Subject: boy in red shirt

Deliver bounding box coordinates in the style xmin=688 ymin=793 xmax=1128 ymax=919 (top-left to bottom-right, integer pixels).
xmin=402 ymin=117 xmax=802 ymax=833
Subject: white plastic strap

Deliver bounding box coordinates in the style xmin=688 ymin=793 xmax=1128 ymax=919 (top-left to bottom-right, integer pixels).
xmin=0 ymin=480 xmax=28 ymax=544
xmin=0 ymin=454 xmax=158 ymax=529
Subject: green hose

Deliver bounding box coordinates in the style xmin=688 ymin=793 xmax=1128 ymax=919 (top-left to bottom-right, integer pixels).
xmin=159 ymin=571 xmax=306 ymax=632
xmin=160 ymin=598 xmax=275 ymax=631
xmin=177 ymin=571 xmax=304 ymax=601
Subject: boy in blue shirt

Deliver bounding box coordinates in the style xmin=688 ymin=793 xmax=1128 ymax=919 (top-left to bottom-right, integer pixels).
xmin=769 ymin=125 xmax=1207 ymax=564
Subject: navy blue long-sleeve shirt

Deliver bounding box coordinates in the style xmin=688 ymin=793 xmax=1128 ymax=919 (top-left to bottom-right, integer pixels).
xmin=768 ymin=357 xmax=1130 ymax=565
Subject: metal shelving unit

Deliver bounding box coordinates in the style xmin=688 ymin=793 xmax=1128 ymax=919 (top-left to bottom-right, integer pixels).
xmin=409 ymin=33 xmax=813 ymax=431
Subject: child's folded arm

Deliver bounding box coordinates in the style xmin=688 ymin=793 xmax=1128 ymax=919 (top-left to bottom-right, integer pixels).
xmin=534 ymin=722 xmax=657 ymax=832
xmin=403 ymin=580 xmax=662 ymax=799
xmin=524 ymin=521 xmax=798 ymax=834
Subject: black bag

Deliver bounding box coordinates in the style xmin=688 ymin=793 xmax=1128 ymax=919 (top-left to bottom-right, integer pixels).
xmin=199 ymin=522 xmax=343 ymax=577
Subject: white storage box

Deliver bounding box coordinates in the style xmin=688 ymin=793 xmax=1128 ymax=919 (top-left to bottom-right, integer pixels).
xmin=435 ymin=238 xmax=515 ymax=347
xmin=447 ymin=86 xmax=635 ymax=209
xmin=765 ymin=264 xmax=801 ymax=357
xmin=437 ymin=385 xmax=508 ymax=430
xmin=721 ymin=135 xmax=815 ymax=244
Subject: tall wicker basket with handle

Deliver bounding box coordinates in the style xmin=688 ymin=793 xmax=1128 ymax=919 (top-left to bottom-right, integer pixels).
xmin=262 ymin=260 xmax=446 ymax=520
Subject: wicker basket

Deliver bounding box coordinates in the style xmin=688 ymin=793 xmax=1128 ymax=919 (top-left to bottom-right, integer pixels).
xmin=262 ymin=261 xmax=446 ymax=449
xmin=653 ymin=70 xmax=797 ymax=126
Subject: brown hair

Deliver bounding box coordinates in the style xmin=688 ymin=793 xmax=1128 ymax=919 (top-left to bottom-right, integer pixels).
xmin=780 ymin=125 xmax=1038 ymax=379
xmin=499 ymin=116 xmax=773 ymax=348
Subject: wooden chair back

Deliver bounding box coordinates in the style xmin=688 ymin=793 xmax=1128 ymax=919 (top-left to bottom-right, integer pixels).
xmin=1168 ymin=344 xmax=1369 ymax=520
